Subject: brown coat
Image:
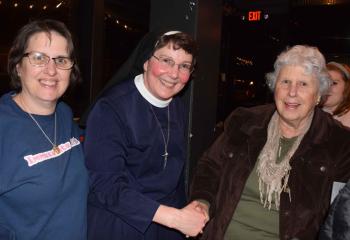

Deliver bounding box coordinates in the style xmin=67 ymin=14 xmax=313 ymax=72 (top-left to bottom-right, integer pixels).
xmin=191 ymin=104 xmax=350 ymax=240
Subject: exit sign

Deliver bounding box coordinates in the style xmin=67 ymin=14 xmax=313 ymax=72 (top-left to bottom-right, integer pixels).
xmin=242 ymin=10 xmax=268 ymax=22
xmin=248 ymin=10 xmax=261 ymax=21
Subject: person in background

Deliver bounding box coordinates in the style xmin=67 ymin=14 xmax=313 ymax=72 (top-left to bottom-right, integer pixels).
xmin=84 ymin=30 xmax=208 ymax=240
xmin=0 ymin=19 xmax=88 ymax=240
xmin=190 ymin=45 xmax=350 ymax=240
xmin=318 ymin=62 xmax=350 ymax=240
xmin=321 ymin=61 xmax=350 ymax=127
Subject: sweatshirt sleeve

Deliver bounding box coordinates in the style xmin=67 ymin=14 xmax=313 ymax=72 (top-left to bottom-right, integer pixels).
xmin=0 ymin=224 xmax=15 ymax=240
xmin=84 ymin=100 xmax=160 ymax=233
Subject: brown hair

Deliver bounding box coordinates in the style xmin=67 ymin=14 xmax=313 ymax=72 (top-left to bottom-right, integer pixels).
xmin=7 ymin=19 xmax=80 ymax=92
xmin=153 ymin=31 xmax=197 ymax=67
xmin=327 ymin=62 xmax=350 ymax=116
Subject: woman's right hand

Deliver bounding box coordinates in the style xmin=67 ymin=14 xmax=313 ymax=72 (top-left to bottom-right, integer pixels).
xmin=153 ymin=201 xmax=209 ymax=237
xmin=173 ymin=201 xmax=209 ymax=237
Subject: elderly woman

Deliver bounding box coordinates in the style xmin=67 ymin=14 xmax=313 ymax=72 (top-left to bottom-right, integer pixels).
xmin=0 ymin=20 xmax=88 ymax=239
xmin=191 ymin=45 xmax=350 ymax=240
xmin=322 ymin=61 xmax=350 ymax=127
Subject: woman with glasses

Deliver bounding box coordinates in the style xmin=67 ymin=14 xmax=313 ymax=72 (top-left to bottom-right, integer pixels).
xmin=0 ymin=19 xmax=88 ymax=240
xmin=84 ymin=30 xmax=208 ymax=240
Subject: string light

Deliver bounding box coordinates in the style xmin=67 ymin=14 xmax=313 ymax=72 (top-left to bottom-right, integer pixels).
xmin=0 ymin=1 xmax=136 ymax=33
xmin=236 ymin=56 xmax=253 ymax=66
xmin=3 ymin=1 xmax=71 ymax=11
xmin=56 ymin=1 xmax=63 ymax=8
xmin=104 ymin=11 xmax=137 ymax=32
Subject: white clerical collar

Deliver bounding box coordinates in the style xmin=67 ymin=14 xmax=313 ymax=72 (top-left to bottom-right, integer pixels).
xmin=134 ymin=74 xmax=172 ymax=108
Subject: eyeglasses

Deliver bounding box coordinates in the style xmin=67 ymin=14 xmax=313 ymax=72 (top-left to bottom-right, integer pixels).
xmin=152 ymin=55 xmax=193 ymax=75
xmin=23 ymin=52 xmax=74 ymax=70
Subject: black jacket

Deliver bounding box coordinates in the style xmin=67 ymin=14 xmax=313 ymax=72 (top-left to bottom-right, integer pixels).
xmin=319 ymin=180 xmax=350 ymax=240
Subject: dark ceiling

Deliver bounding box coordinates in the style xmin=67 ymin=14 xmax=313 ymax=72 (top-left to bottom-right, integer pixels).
xmin=105 ymin=0 xmax=150 ymax=29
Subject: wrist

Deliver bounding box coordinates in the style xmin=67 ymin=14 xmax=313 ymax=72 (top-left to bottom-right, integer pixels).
xmin=168 ymin=207 xmax=181 ymax=229
xmin=153 ymin=205 xmax=179 ymax=229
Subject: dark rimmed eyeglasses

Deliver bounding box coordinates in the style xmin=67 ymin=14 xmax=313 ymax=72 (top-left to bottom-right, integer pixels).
xmin=152 ymin=55 xmax=194 ymax=75
xmin=23 ymin=51 xmax=74 ymax=70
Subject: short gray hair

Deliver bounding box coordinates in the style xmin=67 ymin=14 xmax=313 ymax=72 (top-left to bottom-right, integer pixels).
xmin=266 ymin=45 xmax=331 ymax=96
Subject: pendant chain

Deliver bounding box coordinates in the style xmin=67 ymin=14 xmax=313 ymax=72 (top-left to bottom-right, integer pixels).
xmin=19 ymin=96 xmax=60 ymax=154
xmin=27 ymin=112 xmax=59 ymax=154
xmin=150 ymin=104 xmax=170 ymax=169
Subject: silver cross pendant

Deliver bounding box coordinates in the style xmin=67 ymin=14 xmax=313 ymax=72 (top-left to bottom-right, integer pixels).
xmin=163 ymin=151 xmax=169 ymax=169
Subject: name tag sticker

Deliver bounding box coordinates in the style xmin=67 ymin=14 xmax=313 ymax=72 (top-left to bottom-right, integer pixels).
xmin=331 ymin=181 xmax=346 ymax=204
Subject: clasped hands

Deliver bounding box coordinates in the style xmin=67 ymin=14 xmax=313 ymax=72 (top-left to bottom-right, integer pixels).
xmin=153 ymin=200 xmax=209 ymax=238
xmin=179 ymin=200 xmax=210 ymax=238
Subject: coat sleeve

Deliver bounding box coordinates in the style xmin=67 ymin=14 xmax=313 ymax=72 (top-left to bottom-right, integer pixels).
xmin=84 ymin=100 xmax=159 ymax=234
xmin=333 ymin=139 xmax=350 ymax=182
xmin=190 ymin=110 xmax=240 ymax=217
xmin=190 ymin=133 xmax=227 ymax=216
xmin=319 ymin=180 xmax=350 ymax=240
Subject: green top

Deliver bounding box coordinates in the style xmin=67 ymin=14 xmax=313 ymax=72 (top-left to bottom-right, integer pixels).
xmin=224 ymin=136 xmax=297 ymax=240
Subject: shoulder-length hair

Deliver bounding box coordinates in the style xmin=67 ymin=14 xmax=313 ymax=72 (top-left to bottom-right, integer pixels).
xmin=7 ymin=19 xmax=81 ymax=92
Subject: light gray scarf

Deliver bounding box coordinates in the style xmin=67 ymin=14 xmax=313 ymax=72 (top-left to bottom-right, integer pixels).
xmin=256 ymin=111 xmax=313 ymax=210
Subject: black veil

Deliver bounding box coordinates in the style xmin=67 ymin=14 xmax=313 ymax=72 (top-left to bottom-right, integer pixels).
xmin=79 ymin=29 xmax=168 ymax=126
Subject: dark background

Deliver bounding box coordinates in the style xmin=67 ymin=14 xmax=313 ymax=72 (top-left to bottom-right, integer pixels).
xmin=217 ymin=0 xmax=350 ymax=121
xmin=1 ymin=0 xmax=349 ymax=121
